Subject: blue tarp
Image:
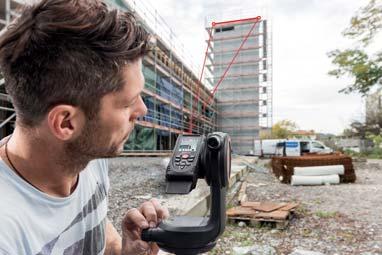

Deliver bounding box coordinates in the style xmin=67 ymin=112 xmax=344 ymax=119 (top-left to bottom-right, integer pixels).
xmin=156 ymin=77 xmax=183 ymax=106
xmin=142 ymin=97 xmax=156 ymax=123
xmin=158 ymin=105 xmax=182 ymax=129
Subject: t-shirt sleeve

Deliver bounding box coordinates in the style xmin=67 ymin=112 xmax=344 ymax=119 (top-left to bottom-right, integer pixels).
xmin=0 ymin=224 xmax=17 ymax=255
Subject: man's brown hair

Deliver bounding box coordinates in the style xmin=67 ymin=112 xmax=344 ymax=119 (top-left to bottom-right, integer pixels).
xmin=0 ymin=0 xmax=149 ymax=127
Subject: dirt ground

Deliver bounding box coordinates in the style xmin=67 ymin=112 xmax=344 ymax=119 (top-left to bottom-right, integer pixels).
xmin=107 ymin=157 xmax=382 ymax=255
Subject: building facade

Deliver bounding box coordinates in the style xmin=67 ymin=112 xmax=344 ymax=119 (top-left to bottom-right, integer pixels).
xmin=205 ymin=16 xmax=272 ymax=154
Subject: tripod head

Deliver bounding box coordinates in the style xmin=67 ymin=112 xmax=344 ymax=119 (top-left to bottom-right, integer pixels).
xmin=141 ymin=132 xmax=231 ymax=254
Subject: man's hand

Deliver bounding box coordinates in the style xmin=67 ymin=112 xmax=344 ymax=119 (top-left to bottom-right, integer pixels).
xmin=121 ymin=198 xmax=170 ymax=255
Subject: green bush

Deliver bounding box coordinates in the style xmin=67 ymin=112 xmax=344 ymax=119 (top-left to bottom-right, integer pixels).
xmin=343 ymin=148 xmax=382 ymax=159
xmin=368 ymin=148 xmax=382 ymax=159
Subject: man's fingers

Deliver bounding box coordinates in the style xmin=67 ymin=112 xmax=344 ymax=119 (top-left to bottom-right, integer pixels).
xmin=150 ymin=198 xmax=170 ymax=221
xmin=121 ymin=201 xmax=169 ymax=255
xmin=139 ymin=199 xmax=170 ymax=228
xmin=123 ymin=208 xmax=149 ymax=233
xmin=139 ymin=201 xmax=158 ymax=228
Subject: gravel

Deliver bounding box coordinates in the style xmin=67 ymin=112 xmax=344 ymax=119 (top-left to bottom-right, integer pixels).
xmin=107 ymin=157 xmax=169 ymax=232
xmin=213 ymin=159 xmax=382 ymax=255
xmin=106 ymin=157 xmax=382 ymax=254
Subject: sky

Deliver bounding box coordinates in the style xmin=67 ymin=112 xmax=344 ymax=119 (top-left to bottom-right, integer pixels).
xmin=134 ymin=0 xmax=379 ymax=135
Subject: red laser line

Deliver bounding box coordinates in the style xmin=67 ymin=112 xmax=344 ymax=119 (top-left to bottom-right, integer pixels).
xmin=189 ymin=25 xmax=214 ymax=133
xmin=212 ymin=16 xmax=261 ymax=27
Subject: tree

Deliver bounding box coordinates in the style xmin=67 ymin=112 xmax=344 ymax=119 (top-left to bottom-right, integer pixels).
xmin=269 ymin=120 xmax=298 ymax=139
xmin=342 ymin=119 xmax=381 ymax=138
xmin=342 ymin=128 xmax=354 ymax=138
xmin=328 ymin=0 xmax=382 ymax=95
xmin=367 ymin=132 xmax=382 ymax=148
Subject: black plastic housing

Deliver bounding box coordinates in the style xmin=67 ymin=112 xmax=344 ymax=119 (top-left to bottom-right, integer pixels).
xmin=141 ymin=132 xmax=231 ymax=255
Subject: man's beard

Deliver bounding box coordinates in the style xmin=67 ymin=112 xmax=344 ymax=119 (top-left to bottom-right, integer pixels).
xmin=64 ymin=117 xmax=124 ymax=168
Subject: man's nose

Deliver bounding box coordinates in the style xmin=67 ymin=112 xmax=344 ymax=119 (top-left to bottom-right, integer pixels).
xmin=137 ymin=96 xmax=148 ymax=118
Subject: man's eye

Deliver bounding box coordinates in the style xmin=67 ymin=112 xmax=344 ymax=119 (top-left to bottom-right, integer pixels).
xmin=125 ymin=98 xmax=138 ymax=107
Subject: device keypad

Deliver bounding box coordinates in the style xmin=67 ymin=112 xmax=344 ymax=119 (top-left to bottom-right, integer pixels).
xmin=174 ymin=153 xmax=195 ymax=169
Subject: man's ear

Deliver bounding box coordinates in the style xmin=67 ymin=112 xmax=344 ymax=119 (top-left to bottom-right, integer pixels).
xmin=47 ymin=105 xmax=85 ymax=141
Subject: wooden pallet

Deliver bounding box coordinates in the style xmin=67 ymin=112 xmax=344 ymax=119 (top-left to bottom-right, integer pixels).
xmin=226 ymin=202 xmax=298 ymax=229
xmin=227 ymin=214 xmax=292 ymax=229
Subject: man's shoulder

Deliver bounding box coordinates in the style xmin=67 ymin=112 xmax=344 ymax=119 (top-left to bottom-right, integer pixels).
xmin=0 ymin=172 xmax=28 ymax=227
xmin=87 ymin=158 xmax=109 ymax=178
xmin=0 ymin=208 xmax=22 ymax=252
xmin=94 ymin=158 xmax=108 ymax=170
xmin=0 ymin=163 xmax=22 ymax=203
xmin=0 ymin=210 xmax=21 ymax=232
xmin=85 ymin=158 xmax=109 ymax=191
xmin=88 ymin=158 xmax=108 ymax=170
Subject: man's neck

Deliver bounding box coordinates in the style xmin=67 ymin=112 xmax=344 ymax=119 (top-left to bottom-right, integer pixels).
xmin=1 ymin=127 xmax=87 ymax=197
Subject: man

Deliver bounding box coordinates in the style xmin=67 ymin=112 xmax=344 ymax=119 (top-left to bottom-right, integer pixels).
xmin=0 ymin=0 xmax=169 ymax=254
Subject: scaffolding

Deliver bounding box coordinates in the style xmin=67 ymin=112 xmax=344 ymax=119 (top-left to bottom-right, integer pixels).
xmin=204 ymin=16 xmax=273 ymax=154
xmin=0 ymin=0 xmax=218 ymax=153
xmin=0 ymin=0 xmax=22 ymax=138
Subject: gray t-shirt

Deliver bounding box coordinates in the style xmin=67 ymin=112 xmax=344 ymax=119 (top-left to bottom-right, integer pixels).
xmin=0 ymin=158 xmax=109 ymax=255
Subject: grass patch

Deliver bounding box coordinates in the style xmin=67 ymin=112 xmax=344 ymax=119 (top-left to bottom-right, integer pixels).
xmin=315 ymin=210 xmax=338 ymax=218
xmin=295 ymin=204 xmax=309 ymax=216
xmin=344 ymin=148 xmax=382 ymax=159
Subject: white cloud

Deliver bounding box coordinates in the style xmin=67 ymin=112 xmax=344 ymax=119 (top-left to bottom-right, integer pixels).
xmin=142 ymin=0 xmax=376 ymax=134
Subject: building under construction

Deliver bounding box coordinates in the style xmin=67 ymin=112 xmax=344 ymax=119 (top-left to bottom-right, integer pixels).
xmin=0 ymin=0 xmax=272 ymax=154
xmin=0 ymin=0 xmax=21 ymax=138
xmin=204 ymin=16 xmax=273 ymax=154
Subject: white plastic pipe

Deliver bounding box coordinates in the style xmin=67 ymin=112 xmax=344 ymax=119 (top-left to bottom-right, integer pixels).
xmin=291 ymin=174 xmax=340 ymax=186
xmin=294 ymin=165 xmax=344 ymax=176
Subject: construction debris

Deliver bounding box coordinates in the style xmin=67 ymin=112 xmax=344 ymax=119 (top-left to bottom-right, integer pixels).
xmin=227 ymin=201 xmax=299 ymax=229
xmin=289 ymin=249 xmax=325 ymax=255
xmin=228 ymin=167 xmax=299 ymax=229
xmin=232 ymin=245 xmax=277 ymax=255
xmin=291 ymin=174 xmax=340 ymax=186
xmin=271 ymin=154 xmax=356 ymax=184
xmin=293 ymin=165 xmax=344 ymax=176
xmin=237 ymin=181 xmax=248 ymax=204
xmin=289 ymin=165 xmax=344 ymax=186
xmin=241 ymin=201 xmax=287 ymax=212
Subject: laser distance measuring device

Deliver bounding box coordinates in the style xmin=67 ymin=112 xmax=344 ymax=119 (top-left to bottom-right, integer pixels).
xmin=141 ymin=132 xmax=231 ymax=255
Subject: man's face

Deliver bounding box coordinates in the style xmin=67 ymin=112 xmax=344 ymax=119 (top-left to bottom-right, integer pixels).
xmin=66 ymin=59 xmax=147 ymax=160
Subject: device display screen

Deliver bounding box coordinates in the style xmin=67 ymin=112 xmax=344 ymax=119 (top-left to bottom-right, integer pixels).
xmin=179 ymin=138 xmax=198 ymax=152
